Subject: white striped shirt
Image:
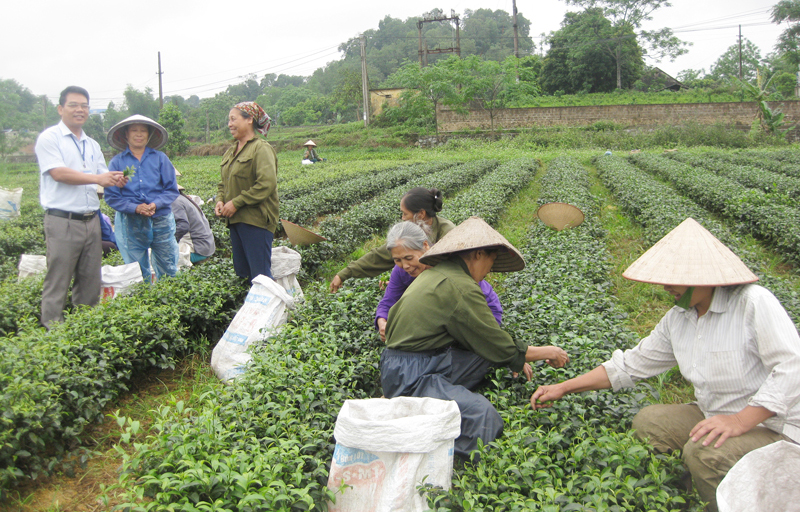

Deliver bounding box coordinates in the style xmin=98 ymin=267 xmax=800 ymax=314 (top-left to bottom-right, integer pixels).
xmin=603 ymin=284 xmax=800 ymax=442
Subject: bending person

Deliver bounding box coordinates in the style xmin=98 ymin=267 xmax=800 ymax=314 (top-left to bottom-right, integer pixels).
xmin=330 ymin=187 xmax=454 ymax=292
xmin=383 ymin=217 xmax=569 ymax=460
xmin=172 ymin=191 xmax=216 ymax=264
xmin=375 ymin=221 xmax=502 ymax=342
xmin=104 ymin=115 xmax=179 ymax=283
xmin=530 ymin=218 xmax=800 ymax=512
xmin=215 ymin=101 xmax=278 ymax=281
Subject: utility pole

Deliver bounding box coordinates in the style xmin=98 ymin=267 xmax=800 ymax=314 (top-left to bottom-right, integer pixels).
xmin=157 ymin=51 xmax=164 ymax=109
xmin=512 ymin=0 xmax=519 ymax=59
xmin=738 ymin=26 xmax=743 ymax=83
xmin=360 ymin=35 xmax=370 ymax=127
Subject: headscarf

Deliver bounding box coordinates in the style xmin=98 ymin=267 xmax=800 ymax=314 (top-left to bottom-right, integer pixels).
xmin=233 ymin=101 xmax=271 ymax=136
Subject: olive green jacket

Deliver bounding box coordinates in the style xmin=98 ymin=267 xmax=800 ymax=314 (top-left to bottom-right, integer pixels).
xmin=336 ymin=216 xmax=456 ymax=282
xmin=385 ymin=257 xmax=527 ymax=372
xmin=217 ymin=136 xmax=279 ymax=232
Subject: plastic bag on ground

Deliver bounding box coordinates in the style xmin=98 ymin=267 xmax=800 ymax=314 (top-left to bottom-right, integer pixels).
xmin=717 ymin=440 xmax=800 ymax=512
xmin=272 ymin=246 xmax=304 ymax=301
xmin=101 ymin=262 xmax=144 ymax=299
xmin=18 ymin=254 xmax=47 ymax=281
xmin=328 ymin=397 xmax=461 ymax=512
xmin=210 ymin=275 xmax=297 ymax=382
xmin=0 ymin=187 xmax=22 ymax=220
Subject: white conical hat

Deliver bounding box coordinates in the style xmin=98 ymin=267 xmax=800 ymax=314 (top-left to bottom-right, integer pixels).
xmin=107 ymin=114 xmax=169 ymax=151
xmin=281 ymin=219 xmax=326 ymax=246
xmin=537 ymin=202 xmax=584 ymax=231
xmin=623 ymin=218 xmax=758 ymax=286
xmin=304 ymin=140 xmax=316 ymax=147
xmin=419 ymin=216 xmax=524 ymax=272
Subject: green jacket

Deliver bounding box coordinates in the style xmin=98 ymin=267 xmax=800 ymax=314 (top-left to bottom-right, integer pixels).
xmin=336 ymin=216 xmax=456 ymax=282
xmin=385 ymin=257 xmax=527 ymax=372
xmin=217 ymin=136 xmax=279 ymax=232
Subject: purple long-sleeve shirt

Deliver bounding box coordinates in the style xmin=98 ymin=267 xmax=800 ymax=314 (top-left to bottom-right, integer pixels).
xmin=376 ymin=265 xmax=503 ymax=328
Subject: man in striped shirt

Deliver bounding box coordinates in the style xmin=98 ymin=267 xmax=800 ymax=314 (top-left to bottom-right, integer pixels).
xmin=530 ymin=218 xmax=800 ymax=512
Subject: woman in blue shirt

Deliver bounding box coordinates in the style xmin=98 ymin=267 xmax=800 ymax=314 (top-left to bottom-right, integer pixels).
xmin=104 ymin=115 xmax=180 ymax=282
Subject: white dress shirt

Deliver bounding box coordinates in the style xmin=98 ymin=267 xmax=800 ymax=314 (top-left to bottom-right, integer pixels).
xmin=35 ymin=120 xmax=108 ymax=212
xmin=603 ymin=284 xmax=800 ymax=442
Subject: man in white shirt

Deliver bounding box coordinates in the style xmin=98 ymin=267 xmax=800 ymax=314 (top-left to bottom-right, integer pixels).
xmin=34 ymin=86 xmax=127 ymax=328
xmin=530 ymin=218 xmax=800 ymax=512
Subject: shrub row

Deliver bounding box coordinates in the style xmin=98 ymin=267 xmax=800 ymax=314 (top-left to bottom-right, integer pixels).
xmin=666 ymin=152 xmax=800 ymax=199
xmin=0 ymin=261 xmax=249 ymax=497
xmin=280 ymin=162 xmax=453 ymax=225
xmin=704 ymin=150 xmax=800 ymax=179
xmin=595 ymin=155 xmax=800 ymax=327
xmin=630 ymin=153 xmax=800 ymax=264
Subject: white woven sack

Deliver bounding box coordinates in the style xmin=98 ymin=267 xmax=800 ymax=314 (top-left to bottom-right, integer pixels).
xmin=328 ymin=397 xmax=461 ymax=512
xmin=0 ymin=187 xmax=22 ymax=220
xmin=717 ymin=440 xmax=800 ymax=512
xmin=178 ymin=234 xmax=193 ymax=269
xmin=210 ymin=275 xmax=297 ymax=382
xmin=101 ymin=262 xmax=144 ymax=299
xmin=18 ymin=254 xmax=47 ymax=281
xmin=272 ymin=246 xmax=304 ymax=301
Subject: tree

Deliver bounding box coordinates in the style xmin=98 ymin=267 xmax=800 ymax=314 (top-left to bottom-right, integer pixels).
xmin=772 ymin=0 xmax=800 ymax=69
xmin=123 ymin=86 xmax=160 ymax=120
xmin=387 ymin=57 xmax=462 ymax=135
xmin=563 ymin=0 xmax=689 ymax=89
xmin=541 ymin=8 xmax=643 ymax=94
xmin=158 ymin=103 xmax=189 ymax=158
xmin=709 ymin=39 xmax=763 ymax=83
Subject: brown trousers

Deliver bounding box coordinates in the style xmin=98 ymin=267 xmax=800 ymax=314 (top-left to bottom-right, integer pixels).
xmin=632 ymin=403 xmax=788 ymax=512
xmin=41 ymin=214 xmax=102 ymax=328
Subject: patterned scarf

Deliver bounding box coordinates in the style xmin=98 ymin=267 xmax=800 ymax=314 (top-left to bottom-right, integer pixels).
xmin=234 ymin=101 xmax=271 ymax=136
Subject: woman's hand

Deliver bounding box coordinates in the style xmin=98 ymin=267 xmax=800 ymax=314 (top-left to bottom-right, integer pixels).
xmin=214 ymin=201 xmax=224 ymax=216
xmin=512 ymin=363 xmax=533 ymax=381
xmin=135 ymin=203 xmax=156 ymax=217
xmin=544 ymin=346 xmax=569 ymax=368
xmin=219 ymin=201 xmax=237 ymax=218
xmin=377 ymin=318 xmax=388 ymax=342
xmin=330 ymin=275 xmax=343 ymax=293
xmin=530 ymin=383 xmax=567 ymax=410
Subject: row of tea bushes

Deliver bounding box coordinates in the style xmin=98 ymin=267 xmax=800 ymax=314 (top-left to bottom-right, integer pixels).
xmin=101 ymin=158 xmax=536 ymax=511
xmin=666 ymin=152 xmax=800 ymax=198
xmin=432 ymin=157 xmax=694 ymax=511
xmin=0 ymin=261 xmax=249 ymax=497
xmin=630 ymin=153 xmax=800 ymax=264
xmin=595 ymin=155 xmax=800 ymax=327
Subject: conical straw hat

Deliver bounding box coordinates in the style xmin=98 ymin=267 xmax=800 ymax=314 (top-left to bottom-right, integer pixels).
xmin=623 ymin=218 xmax=758 ymax=286
xmin=419 ymin=216 xmax=524 ymax=272
xmin=537 ymin=202 xmax=584 ymax=231
xmin=281 ymin=219 xmax=326 ymax=246
xmin=107 ymin=114 xmax=169 ymax=151
xmin=304 ymin=140 xmax=316 ymax=147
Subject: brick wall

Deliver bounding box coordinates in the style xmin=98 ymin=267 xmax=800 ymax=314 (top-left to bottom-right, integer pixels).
xmin=438 ymin=101 xmax=800 ymax=137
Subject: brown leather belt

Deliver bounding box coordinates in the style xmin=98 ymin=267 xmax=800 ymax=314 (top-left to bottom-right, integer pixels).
xmin=46 ymin=209 xmax=97 ymax=221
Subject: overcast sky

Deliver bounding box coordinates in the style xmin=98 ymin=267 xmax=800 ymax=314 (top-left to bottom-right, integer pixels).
xmin=3 ymin=0 xmax=779 ymax=107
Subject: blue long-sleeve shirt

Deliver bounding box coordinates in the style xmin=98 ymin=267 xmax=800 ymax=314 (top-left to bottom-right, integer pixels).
xmin=104 ymin=147 xmax=179 ymax=218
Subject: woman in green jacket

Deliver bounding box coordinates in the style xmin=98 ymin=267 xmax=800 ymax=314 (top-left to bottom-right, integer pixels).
xmin=329 ymin=187 xmax=455 ymax=292
xmin=215 ymin=101 xmax=278 ymax=281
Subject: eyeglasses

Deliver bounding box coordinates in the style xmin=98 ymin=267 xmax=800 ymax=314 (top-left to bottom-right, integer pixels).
xmin=65 ymin=103 xmax=90 ymax=110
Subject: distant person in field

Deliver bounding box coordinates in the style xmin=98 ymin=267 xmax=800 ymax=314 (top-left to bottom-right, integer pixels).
xmin=382 ymin=216 xmax=569 ymax=460
xmin=330 ymin=187 xmax=454 ymax=293
xmin=104 ymin=115 xmax=180 ymax=283
xmin=215 ymin=101 xmax=278 ymax=281
xmin=301 ymin=140 xmax=324 ymax=164
xmin=530 ymin=218 xmax=800 ymax=512
xmin=374 ymin=221 xmax=502 ymax=342
xmin=34 ymin=85 xmax=127 ymax=329
xmin=171 ymin=189 xmax=216 ymax=264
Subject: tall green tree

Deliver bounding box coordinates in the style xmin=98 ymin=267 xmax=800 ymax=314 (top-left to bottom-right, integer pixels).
xmin=158 ymin=103 xmax=189 ymax=158
xmin=772 ymin=0 xmax=800 ymax=70
xmin=709 ymin=39 xmax=763 ymax=83
xmin=541 ymin=8 xmax=643 ymax=94
xmin=387 ymin=57 xmax=462 ymax=135
xmin=123 ymin=86 xmax=160 ymax=120
xmin=563 ymin=0 xmax=689 ymax=89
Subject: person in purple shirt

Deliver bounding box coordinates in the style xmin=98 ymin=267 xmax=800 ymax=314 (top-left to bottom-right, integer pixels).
xmin=375 ymin=221 xmax=503 ymax=341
